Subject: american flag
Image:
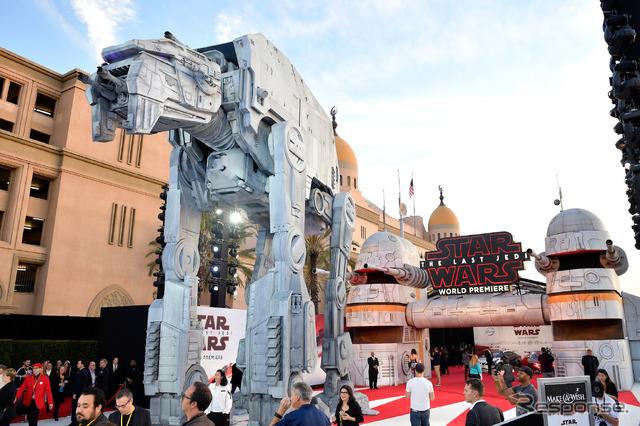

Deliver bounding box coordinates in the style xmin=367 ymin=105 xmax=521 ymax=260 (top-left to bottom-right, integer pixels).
xmin=409 ymin=178 xmax=414 ymax=198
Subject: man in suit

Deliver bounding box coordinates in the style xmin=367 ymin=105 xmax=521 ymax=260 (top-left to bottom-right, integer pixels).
xmin=14 ymin=363 xmax=53 ymax=426
xmin=108 ymin=357 xmax=124 ymax=405
xmin=125 ymin=360 xmax=142 ymax=403
xmin=76 ymin=388 xmax=108 ymax=426
xmin=368 ymin=352 xmax=380 ymax=389
xmin=96 ymin=359 xmax=109 ymax=394
xmin=69 ymin=359 xmax=91 ymax=426
xmin=582 ymin=349 xmax=599 ymax=383
xmin=463 ymin=378 xmax=504 ymax=426
xmin=109 ymin=388 xmax=151 ymax=426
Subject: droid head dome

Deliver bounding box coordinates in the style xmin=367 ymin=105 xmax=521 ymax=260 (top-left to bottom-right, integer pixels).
xmin=427 ymin=186 xmax=460 ymax=243
xmin=355 ymin=231 xmax=422 ymax=271
xmin=545 ymin=208 xmax=609 ymax=254
xmin=541 ymin=207 xmax=628 ymax=276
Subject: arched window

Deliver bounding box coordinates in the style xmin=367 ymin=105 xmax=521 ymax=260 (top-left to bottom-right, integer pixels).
xmin=354 ymin=178 xmax=357 ymax=188
xmin=340 ymin=175 xmax=343 ymax=185
xmin=347 ymin=176 xmax=351 ymax=186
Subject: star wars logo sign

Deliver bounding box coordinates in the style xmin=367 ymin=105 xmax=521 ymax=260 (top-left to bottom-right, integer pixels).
xmin=421 ymin=232 xmax=529 ymax=296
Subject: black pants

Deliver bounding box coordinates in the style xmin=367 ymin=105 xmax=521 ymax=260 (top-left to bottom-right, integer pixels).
xmin=27 ymin=402 xmax=40 ymax=426
xmin=207 ymin=412 xmax=229 ymax=426
xmin=464 ymin=365 xmax=469 ymax=379
xmin=70 ymin=395 xmax=78 ymax=426
xmin=230 ymin=383 xmax=240 ymax=394
xmin=369 ymin=371 xmax=378 ymax=389
xmin=53 ymin=399 xmax=64 ymax=420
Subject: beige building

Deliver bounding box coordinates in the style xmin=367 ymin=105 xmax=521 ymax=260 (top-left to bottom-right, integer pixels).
xmin=0 ymin=47 xmax=171 ymax=316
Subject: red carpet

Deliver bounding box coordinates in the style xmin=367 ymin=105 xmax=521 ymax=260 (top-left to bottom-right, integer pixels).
xmin=357 ymin=366 xmax=640 ymax=425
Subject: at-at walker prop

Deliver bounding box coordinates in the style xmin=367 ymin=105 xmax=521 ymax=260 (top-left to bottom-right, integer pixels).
xmin=80 ymin=32 xmax=356 ymax=425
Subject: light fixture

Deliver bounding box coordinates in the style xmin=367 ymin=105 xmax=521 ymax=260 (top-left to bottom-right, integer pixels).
xmin=230 ymin=211 xmax=242 ymax=223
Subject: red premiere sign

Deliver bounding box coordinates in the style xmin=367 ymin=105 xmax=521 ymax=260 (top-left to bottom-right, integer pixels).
xmin=420 ymin=231 xmax=529 ymax=296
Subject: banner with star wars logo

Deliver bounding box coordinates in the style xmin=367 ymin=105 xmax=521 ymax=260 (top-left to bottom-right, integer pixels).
xmin=197 ymin=307 xmax=246 ymax=382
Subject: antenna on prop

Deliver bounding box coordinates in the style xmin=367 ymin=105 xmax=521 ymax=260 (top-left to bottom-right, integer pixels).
xmin=553 ymin=174 xmax=564 ymax=211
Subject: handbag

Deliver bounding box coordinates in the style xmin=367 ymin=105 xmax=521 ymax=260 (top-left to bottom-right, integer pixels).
xmin=15 ymin=396 xmax=27 ymax=416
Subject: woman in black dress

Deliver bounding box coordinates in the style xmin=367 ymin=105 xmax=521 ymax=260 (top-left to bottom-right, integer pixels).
xmin=0 ymin=368 xmax=17 ymax=426
xmin=331 ymin=385 xmax=363 ymax=426
xmin=50 ymin=365 xmax=68 ymax=420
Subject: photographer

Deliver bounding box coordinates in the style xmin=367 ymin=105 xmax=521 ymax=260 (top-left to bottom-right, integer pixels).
xmin=592 ymin=381 xmax=619 ymax=426
xmin=493 ymin=366 xmax=538 ymax=417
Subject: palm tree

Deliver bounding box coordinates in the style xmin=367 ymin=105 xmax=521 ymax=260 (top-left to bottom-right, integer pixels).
xmin=304 ymin=230 xmax=360 ymax=311
xmin=304 ymin=230 xmax=331 ymax=311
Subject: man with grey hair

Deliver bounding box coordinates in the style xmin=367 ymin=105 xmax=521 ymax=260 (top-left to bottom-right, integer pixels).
xmin=269 ymin=382 xmax=330 ymax=426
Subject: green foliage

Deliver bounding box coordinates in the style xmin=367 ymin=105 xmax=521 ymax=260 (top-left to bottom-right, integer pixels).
xmin=145 ymin=240 xmax=160 ymax=276
xmin=0 ymin=340 xmax=97 ymax=368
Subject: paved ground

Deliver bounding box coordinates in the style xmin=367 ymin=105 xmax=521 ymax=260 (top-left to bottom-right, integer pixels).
xmin=27 ymin=380 xmax=640 ymax=426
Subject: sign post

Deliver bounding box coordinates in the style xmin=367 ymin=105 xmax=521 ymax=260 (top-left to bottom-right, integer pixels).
xmin=538 ymin=376 xmax=593 ymax=426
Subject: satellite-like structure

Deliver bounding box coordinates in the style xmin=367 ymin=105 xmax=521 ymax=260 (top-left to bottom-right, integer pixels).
xmin=80 ymin=32 xmax=355 ymax=425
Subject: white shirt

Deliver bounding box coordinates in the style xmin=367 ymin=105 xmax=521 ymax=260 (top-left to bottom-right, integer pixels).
xmin=593 ymin=395 xmax=619 ymax=426
xmin=406 ymin=377 xmax=434 ymax=411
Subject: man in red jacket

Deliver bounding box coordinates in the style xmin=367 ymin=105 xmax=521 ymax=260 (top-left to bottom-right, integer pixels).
xmin=15 ymin=363 xmax=53 ymax=426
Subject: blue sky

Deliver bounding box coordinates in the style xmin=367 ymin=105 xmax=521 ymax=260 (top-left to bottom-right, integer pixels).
xmin=4 ymin=1 xmax=639 ymax=295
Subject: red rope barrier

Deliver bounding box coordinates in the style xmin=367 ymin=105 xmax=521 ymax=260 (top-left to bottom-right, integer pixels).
xmin=106 ymin=383 xmax=126 ymax=404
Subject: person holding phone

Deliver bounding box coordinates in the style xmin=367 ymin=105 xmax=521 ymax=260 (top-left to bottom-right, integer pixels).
xmin=331 ymin=385 xmax=363 ymax=426
xmin=493 ymin=366 xmax=538 ymax=417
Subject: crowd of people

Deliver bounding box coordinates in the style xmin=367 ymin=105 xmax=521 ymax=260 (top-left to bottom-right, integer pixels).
xmin=0 ymin=346 xmax=623 ymax=426
xmin=0 ymin=357 xmax=144 ymax=426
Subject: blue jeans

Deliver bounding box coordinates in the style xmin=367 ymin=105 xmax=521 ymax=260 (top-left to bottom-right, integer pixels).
xmin=410 ymin=409 xmax=430 ymax=426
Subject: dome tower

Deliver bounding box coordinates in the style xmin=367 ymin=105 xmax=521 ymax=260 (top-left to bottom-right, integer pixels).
xmin=427 ymin=186 xmax=459 ymax=243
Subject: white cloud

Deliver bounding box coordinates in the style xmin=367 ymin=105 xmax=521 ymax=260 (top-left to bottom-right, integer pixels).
xmin=70 ymin=0 xmax=137 ymax=63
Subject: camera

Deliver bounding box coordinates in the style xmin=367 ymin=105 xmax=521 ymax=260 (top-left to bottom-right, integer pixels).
xmin=494 ymin=359 xmax=505 ymax=373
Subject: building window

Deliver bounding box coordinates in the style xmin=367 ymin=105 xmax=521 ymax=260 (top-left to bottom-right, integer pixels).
xmin=0 ymin=166 xmax=10 ymax=191
xmin=354 ymin=178 xmax=357 ymax=189
xmin=30 ymin=129 xmax=51 ymax=144
xmin=22 ymin=216 xmax=44 ymax=245
xmin=15 ymin=262 xmax=38 ymax=293
xmin=109 ymin=203 xmax=136 ymax=247
xmin=6 ymin=81 xmax=21 ymax=104
xmin=0 ymin=211 xmax=4 ymax=235
xmin=438 ymin=233 xmax=440 ymax=240
xmin=34 ymin=93 xmax=56 ymax=117
xmin=127 ymin=208 xmax=136 ymax=247
xmin=118 ymin=132 xmax=144 ymax=167
xmin=118 ymin=205 xmax=127 ymax=246
xmin=340 ymin=175 xmax=343 ymax=185
xmin=108 ymin=203 xmax=118 ymax=244
xmin=30 ymin=175 xmax=50 ymax=199
xmin=0 ymin=118 xmax=13 ymax=132
xmin=361 ymin=225 xmax=367 ymax=240
xmin=347 ymin=176 xmax=351 ymax=187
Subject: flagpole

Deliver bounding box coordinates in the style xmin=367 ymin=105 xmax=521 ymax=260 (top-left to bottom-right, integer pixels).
xmin=412 ymin=172 xmax=416 ymax=236
xmin=382 ymin=189 xmax=387 ymax=231
xmin=398 ymin=169 xmax=404 ymax=237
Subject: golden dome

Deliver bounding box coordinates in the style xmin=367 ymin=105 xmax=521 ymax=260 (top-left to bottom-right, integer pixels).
xmin=428 ymin=186 xmax=459 ymax=228
xmin=335 ymin=133 xmax=357 ymax=167
xmin=428 ymin=204 xmax=459 ymax=228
